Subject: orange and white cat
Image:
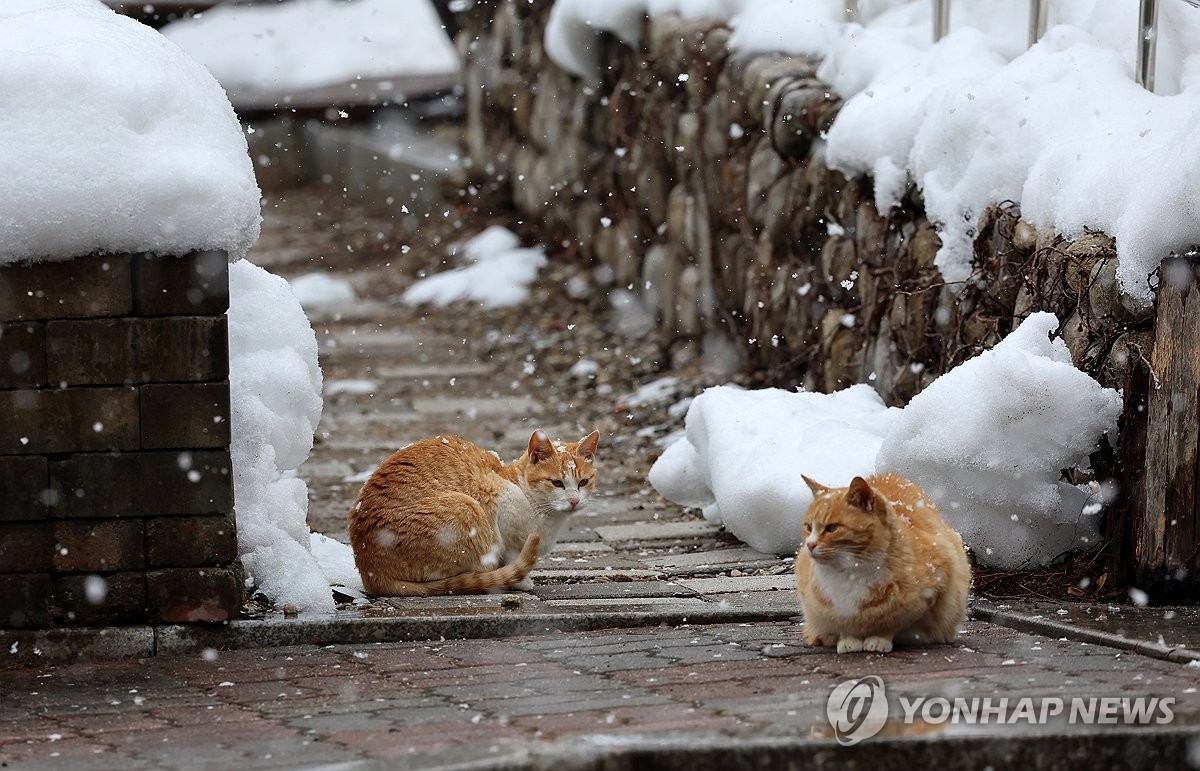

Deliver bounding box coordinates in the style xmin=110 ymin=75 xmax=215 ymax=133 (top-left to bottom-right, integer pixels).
xmin=348 ymin=429 xmax=600 ymax=596
xmin=795 ymin=473 xmax=970 ymax=653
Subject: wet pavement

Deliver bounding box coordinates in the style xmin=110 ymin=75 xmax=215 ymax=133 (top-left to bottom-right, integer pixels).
xmin=3 ymin=190 xmax=1200 ymax=769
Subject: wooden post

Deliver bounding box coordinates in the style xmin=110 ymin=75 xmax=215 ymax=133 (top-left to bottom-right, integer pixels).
xmin=1139 ymin=256 xmax=1200 ymax=596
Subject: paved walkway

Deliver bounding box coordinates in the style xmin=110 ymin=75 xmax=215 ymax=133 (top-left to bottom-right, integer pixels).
xmin=3 ymin=191 xmax=1199 ymax=769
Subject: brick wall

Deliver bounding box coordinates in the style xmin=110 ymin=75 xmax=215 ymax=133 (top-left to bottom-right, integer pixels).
xmin=0 ymin=252 xmax=242 ymax=628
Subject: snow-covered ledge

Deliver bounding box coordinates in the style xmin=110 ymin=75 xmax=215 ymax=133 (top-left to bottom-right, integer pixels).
xmin=0 ymin=0 xmax=261 ymax=635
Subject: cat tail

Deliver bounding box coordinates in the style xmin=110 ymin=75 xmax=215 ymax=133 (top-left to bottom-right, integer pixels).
xmin=371 ymin=534 xmax=542 ymax=597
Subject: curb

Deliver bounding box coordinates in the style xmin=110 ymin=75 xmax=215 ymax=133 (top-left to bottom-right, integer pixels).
xmin=970 ymin=601 xmax=1200 ymax=665
xmin=329 ymin=725 xmax=1200 ymax=771
xmin=1 ymin=606 xmax=801 ymax=666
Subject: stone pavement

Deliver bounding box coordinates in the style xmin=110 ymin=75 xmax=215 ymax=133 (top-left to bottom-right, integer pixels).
xmin=3 ymin=191 xmax=1199 ymax=768
xmin=2 ymin=619 xmax=1199 ymax=769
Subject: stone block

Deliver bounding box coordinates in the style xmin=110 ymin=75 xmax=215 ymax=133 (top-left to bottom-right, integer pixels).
xmin=49 ymin=450 xmax=233 ymax=518
xmin=139 ymin=382 xmax=231 ymax=449
xmin=133 ymin=251 xmax=229 ymax=316
xmin=0 ymin=254 xmax=133 ymax=322
xmin=0 ymin=387 xmax=140 ymax=454
xmin=146 ymin=567 xmax=242 ymax=623
xmin=53 ymin=572 xmax=147 ymax=626
xmin=45 ymin=318 xmax=136 ymax=385
xmin=0 ymin=322 xmax=47 ymax=388
xmin=0 ymin=455 xmax=50 ymax=521
xmin=135 ymin=316 xmax=229 ymax=382
xmin=0 ymin=521 xmax=54 ymax=572
xmin=45 ymin=316 xmax=229 ymax=386
xmin=146 ymin=514 xmax=237 ymax=568
xmin=52 ymin=519 xmax=144 ymax=573
xmin=0 ymin=574 xmax=53 ymax=628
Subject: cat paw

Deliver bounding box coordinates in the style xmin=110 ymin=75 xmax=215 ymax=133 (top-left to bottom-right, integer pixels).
xmin=862 ymin=636 xmax=894 ymax=653
xmin=836 ymin=637 xmax=864 ymax=653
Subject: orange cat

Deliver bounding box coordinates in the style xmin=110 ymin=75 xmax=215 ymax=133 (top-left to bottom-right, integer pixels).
xmin=794 ymin=473 xmax=970 ymax=653
xmin=348 ymin=429 xmax=600 ymax=596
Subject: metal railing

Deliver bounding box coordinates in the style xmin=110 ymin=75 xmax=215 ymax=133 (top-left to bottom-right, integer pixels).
xmin=841 ymin=0 xmax=1198 ymax=93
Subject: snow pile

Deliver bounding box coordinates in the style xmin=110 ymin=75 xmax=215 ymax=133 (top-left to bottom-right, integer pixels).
xmin=289 ymin=272 xmax=359 ymax=309
xmin=649 ymin=384 xmax=900 ymax=554
xmin=162 ymin=0 xmax=459 ymax=94
xmin=545 ymin=0 xmax=1200 ymax=309
xmin=876 ymin=312 xmax=1123 ymax=570
xmin=650 ymin=313 xmax=1122 ymax=568
xmin=401 ymin=226 xmax=547 ymax=309
xmin=228 ymin=261 xmax=331 ymax=612
xmin=0 ymin=0 xmax=260 ymax=265
xmin=310 ymin=534 xmax=364 ymax=594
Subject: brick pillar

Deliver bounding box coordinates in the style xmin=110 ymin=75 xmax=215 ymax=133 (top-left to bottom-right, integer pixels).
xmin=0 ymin=252 xmax=242 ymax=628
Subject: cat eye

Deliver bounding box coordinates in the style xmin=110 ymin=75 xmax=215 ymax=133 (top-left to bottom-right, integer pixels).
xmin=579 ymin=477 xmax=591 ymax=487
xmin=824 ymin=524 xmax=839 ymax=534
xmin=551 ymin=479 xmax=565 ymax=488
xmin=803 ymin=523 xmax=812 ymax=532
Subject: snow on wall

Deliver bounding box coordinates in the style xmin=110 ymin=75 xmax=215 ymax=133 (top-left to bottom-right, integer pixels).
xmin=650 ymin=313 xmax=1122 ymax=568
xmin=876 ymin=312 xmax=1124 ymax=570
xmin=228 ymin=260 xmax=332 ymax=612
xmin=545 ymin=0 xmax=1200 ymax=310
xmin=0 ymin=0 xmax=260 ymax=265
xmin=162 ymin=0 xmax=460 ymax=93
xmin=648 ymin=384 xmax=900 ymax=554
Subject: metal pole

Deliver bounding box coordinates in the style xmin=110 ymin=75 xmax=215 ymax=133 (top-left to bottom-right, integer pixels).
xmin=1028 ymin=0 xmax=1048 ymax=48
xmin=1136 ymin=0 xmax=1159 ymax=91
xmin=844 ymin=0 xmax=859 ymax=23
xmin=933 ymin=0 xmax=950 ymax=42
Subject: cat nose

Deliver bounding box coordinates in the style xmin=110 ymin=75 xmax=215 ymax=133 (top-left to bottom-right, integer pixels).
xmin=567 ymin=492 xmax=581 ymax=507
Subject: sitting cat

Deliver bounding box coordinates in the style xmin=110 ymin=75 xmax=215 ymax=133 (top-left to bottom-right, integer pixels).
xmin=348 ymin=429 xmax=600 ymax=596
xmin=794 ymin=473 xmax=970 ymax=653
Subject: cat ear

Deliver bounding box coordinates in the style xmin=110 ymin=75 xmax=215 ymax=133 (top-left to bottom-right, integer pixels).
xmin=846 ymin=476 xmax=878 ymax=513
xmin=527 ymin=430 xmax=555 ymax=464
xmin=801 ymin=475 xmax=828 ymax=496
xmin=576 ymin=430 xmax=600 ymax=461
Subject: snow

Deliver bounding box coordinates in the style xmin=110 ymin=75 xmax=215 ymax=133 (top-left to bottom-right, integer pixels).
xmin=228 ymin=260 xmax=331 ymax=612
xmin=289 ymin=272 xmax=359 ymax=309
xmin=650 ymin=313 xmax=1121 ymax=567
xmin=161 ymin=0 xmax=459 ymax=94
xmin=310 ymin=534 xmax=364 ymax=594
xmin=545 ymin=0 xmax=1200 ymax=310
xmin=0 ymin=0 xmax=260 ymax=265
xmin=649 ymin=384 xmax=900 ymax=554
xmin=401 ymin=226 xmax=548 ymax=309
xmin=876 ymin=312 xmax=1123 ymax=570
xmin=326 ymin=379 xmax=378 ymax=397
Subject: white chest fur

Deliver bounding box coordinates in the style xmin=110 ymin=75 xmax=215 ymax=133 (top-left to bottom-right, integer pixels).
xmin=494 ymin=482 xmax=570 ymax=561
xmin=812 ymin=558 xmax=886 ymax=618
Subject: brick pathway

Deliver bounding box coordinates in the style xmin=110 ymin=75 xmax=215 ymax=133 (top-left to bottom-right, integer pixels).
xmin=3 ymin=620 xmax=1200 ymax=768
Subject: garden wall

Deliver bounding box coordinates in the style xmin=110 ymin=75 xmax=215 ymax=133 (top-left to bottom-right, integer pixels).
xmin=458 ymin=3 xmax=1196 ymax=593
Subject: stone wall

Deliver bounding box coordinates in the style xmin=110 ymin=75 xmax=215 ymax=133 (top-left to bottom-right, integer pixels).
xmin=0 ymin=252 xmax=242 ymax=631
xmin=459 ymin=4 xmax=1179 ymax=587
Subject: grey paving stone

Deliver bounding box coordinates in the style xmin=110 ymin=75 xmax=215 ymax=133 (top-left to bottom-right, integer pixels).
xmin=595 ymin=520 xmax=721 ymax=543
xmin=410 ymin=396 xmax=540 ymax=417
xmin=528 ymin=568 xmax=664 ymax=581
xmin=641 ymin=547 xmax=781 ymax=571
xmin=675 ymin=575 xmax=797 ymax=594
xmin=548 ymin=541 xmax=614 ymax=554
xmin=526 ymin=581 xmax=697 ymax=601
